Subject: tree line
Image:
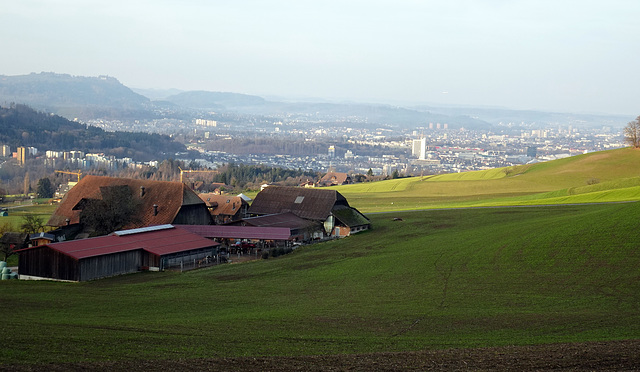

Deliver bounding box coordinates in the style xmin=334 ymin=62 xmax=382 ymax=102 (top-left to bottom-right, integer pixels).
xmin=211 ymin=163 xmax=318 ymax=190
xmin=0 ymin=104 xmax=185 ymax=161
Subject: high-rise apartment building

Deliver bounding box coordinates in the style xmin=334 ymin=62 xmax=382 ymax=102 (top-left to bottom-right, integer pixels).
xmin=17 ymin=146 xmax=27 ymax=165
xmin=328 ymin=145 xmax=336 ymax=158
xmin=412 ymin=138 xmax=426 ymax=160
xmin=1 ymin=145 xmax=10 ymax=157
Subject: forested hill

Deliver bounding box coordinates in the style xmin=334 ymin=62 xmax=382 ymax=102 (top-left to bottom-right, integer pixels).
xmin=0 ymin=104 xmax=185 ymax=161
xmin=0 ymin=72 xmax=152 ymax=120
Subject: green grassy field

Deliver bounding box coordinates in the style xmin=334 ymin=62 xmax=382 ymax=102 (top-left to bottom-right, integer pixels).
xmin=2 ymin=202 xmax=639 ymax=365
xmin=336 ymin=147 xmax=640 ymax=212
xmin=2 ymin=148 xmax=640 ymax=366
xmin=0 ymin=202 xmax=57 ymax=230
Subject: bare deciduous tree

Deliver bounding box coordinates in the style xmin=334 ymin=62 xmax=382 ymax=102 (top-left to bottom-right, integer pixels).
xmin=623 ymin=116 xmax=640 ymax=148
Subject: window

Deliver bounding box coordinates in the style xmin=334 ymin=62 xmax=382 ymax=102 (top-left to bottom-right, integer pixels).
xmin=294 ymin=196 xmax=305 ymax=204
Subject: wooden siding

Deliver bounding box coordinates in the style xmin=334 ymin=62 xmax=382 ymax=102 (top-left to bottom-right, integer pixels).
xmin=19 ymin=246 xmax=79 ymax=281
xmin=78 ymin=250 xmax=144 ymax=281
xmin=173 ymin=204 xmax=213 ymax=225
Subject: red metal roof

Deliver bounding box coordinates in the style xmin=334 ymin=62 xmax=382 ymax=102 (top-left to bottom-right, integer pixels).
xmin=21 ymin=225 xmax=219 ymax=260
xmin=175 ymin=224 xmax=292 ymax=241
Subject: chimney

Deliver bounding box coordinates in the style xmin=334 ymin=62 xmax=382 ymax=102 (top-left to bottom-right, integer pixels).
xmin=153 ymin=204 xmax=158 ymax=216
xmin=65 ymin=218 xmax=70 ymax=226
xmin=140 ymin=186 xmax=145 ymax=197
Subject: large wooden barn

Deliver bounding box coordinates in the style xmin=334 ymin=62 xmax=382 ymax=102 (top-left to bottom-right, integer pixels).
xmin=248 ymin=186 xmax=370 ymax=238
xmin=48 ymin=175 xmax=213 ymax=238
xmin=17 ymin=225 xmax=219 ymax=282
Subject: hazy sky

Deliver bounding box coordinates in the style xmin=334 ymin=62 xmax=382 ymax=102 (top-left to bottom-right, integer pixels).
xmin=2 ymin=1 xmax=639 ymax=114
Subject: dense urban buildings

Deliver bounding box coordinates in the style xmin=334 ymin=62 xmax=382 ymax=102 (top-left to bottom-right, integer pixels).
xmin=1 ymin=114 xmax=626 ymax=182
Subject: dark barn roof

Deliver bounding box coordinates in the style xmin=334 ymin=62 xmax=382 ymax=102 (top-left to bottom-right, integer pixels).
xmin=48 ymin=175 xmax=209 ymax=228
xmin=1 ymin=232 xmax=28 ymax=245
xmin=248 ymin=186 xmax=349 ymax=221
xmin=239 ymin=212 xmax=318 ymax=230
xmin=332 ymin=206 xmax=370 ymax=227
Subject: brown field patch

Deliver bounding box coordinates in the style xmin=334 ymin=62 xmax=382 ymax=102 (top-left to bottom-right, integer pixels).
xmin=5 ymin=340 xmax=639 ymax=371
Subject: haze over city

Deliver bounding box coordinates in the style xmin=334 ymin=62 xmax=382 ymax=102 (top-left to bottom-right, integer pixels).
xmin=2 ymin=0 xmax=639 ymax=115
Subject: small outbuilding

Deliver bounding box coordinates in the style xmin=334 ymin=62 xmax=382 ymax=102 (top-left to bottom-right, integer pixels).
xmin=29 ymin=232 xmax=56 ymax=247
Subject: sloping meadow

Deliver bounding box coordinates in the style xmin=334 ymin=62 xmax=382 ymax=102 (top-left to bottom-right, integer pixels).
xmin=337 ymin=147 xmax=640 ymax=211
xmin=2 ymin=202 xmax=639 ymax=364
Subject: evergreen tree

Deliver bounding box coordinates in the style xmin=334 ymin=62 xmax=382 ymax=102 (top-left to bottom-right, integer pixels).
xmin=36 ymin=178 xmax=54 ymax=198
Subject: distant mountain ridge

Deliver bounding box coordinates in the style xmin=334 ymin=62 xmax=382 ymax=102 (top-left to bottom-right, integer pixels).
xmin=0 ymin=72 xmax=148 ymax=107
xmin=165 ymin=90 xmax=266 ymax=109
xmin=0 ymin=72 xmax=630 ymax=129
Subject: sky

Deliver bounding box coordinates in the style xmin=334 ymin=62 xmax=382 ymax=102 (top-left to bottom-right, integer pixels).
xmin=1 ymin=0 xmax=639 ymax=115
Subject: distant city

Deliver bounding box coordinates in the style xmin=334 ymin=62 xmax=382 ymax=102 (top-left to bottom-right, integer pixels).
xmin=6 ymin=116 xmax=622 ymax=179
xmin=0 ymin=72 xmax=629 ymax=182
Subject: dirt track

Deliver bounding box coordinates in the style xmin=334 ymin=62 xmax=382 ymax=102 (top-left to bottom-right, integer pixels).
xmin=3 ymin=340 xmax=639 ymax=371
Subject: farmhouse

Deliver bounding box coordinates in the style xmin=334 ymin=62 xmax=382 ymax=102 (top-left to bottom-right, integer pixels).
xmin=47 ymin=175 xmax=212 ymax=237
xmin=318 ymin=172 xmax=352 ymax=186
xmin=18 ymin=225 xmax=219 ymax=282
xmin=198 ymin=193 xmax=249 ymax=224
xmin=248 ymin=186 xmax=370 ymax=238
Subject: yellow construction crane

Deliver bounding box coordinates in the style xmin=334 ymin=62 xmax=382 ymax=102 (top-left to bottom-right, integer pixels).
xmin=55 ymin=170 xmax=83 ymax=182
xmin=178 ymin=167 xmax=217 ymax=183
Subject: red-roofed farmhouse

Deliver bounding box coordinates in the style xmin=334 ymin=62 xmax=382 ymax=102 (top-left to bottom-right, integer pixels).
xmin=48 ymin=175 xmax=212 ymax=236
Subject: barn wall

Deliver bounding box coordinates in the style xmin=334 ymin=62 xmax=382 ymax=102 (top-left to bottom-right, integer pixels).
xmin=19 ymin=246 xmax=79 ymax=281
xmin=173 ymin=204 xmax=213 ymax=225
xmin=78 ymin=249 xmax=144 ymax=281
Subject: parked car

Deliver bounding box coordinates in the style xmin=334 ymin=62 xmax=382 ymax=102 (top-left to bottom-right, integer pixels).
xmin=233 ymin=241 xmax=256 ymax=249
